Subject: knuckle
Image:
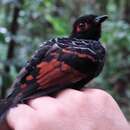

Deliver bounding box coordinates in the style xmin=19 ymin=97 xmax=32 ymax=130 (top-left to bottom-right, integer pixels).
xmin=93 ymin=89 xmax=116 ymax=108
xmin=68 ymin=89 xmax=85 ymax=99
xmin=84 ymin=88 xmax=112 ymax=99
xmin=96 ymin=89 xmax=113 ymax=101
xmin=84 ymin=88 xmax=114 ymax=107
xmin=92 ymin=89 xmax=114 ymax=103
xmin=95 ymin=89 xmax=111 ymax=97
xmin=58 ymin=88 xmax=85 ymax=102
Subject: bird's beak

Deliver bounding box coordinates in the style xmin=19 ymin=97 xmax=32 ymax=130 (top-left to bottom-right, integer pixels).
xmin=95 ymin=15 xmax=108 ymax=23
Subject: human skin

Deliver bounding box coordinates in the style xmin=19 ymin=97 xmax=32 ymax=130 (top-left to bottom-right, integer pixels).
xmin=2 ymin=88 xmax=130 ymax=130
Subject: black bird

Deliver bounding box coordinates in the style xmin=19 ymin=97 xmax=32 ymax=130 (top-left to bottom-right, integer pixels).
xmin=0 ymin=14 xmax=108 ymax=122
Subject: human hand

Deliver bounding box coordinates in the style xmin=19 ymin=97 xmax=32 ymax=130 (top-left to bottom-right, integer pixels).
xmin=2 ymin=89 xmax=130 ymax=130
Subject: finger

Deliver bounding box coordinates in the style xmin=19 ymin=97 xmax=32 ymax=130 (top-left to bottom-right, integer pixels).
xmin=29 ymin=96 xmax=57 ymax=110
xmin=83 ymin=88 xmax=130 ymax=124
xmin=6 ymin=104 xmax=36 ymax=129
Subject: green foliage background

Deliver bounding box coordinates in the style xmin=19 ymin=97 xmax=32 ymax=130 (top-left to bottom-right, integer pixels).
xmin=0 ymin=0 xmax=130 ymax=120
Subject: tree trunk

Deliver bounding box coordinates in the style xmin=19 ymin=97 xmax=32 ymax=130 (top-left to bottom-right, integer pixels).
xmin=4 ymin=4 xmax=21 ymax=72
xmin=124 ymin=0 xmax=130 ymax=23
xmin=2 ymin=0 xmax=23 ymax=98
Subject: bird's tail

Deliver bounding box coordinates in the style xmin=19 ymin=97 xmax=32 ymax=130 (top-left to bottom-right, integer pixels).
xmin=0 ymin=98 xmax=14 ymax=122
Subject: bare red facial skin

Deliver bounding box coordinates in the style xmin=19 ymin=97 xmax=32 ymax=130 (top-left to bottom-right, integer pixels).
xmin=76 ymin=26 xmax=81 ymax=33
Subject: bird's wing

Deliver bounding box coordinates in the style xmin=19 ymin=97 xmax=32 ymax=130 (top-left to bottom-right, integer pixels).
xmin=20 ymin=38 xmax=88 ymax=90
xmin=26 ymin=38 xmax=101 ymax=91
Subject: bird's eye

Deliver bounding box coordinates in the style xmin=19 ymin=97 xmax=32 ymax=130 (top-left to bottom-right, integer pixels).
xmin=79 ymin=22 xmax=86 ymax=28
xmin=76 ymin=22 xmax=88 ymax=32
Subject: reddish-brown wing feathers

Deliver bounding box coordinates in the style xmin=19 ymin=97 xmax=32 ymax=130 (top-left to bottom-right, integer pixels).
xmin=36 ymin=59 xmax=85 ymax=88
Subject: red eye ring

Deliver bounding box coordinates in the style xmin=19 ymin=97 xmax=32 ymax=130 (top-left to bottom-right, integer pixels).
xmin=76 ymin=22 xmax=88 ymax=33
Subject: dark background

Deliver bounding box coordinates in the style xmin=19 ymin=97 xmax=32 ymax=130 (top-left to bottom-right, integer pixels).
xmin=0 ymin=0 xmax=130 ymax=120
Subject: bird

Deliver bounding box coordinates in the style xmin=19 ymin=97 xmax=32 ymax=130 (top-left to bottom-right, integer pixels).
xmin=0 ymin=14 xmax=108 ymax=122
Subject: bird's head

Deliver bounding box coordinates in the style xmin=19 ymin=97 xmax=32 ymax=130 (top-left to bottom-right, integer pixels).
xmin=70 ymin=14 xmax=108 ymax=40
